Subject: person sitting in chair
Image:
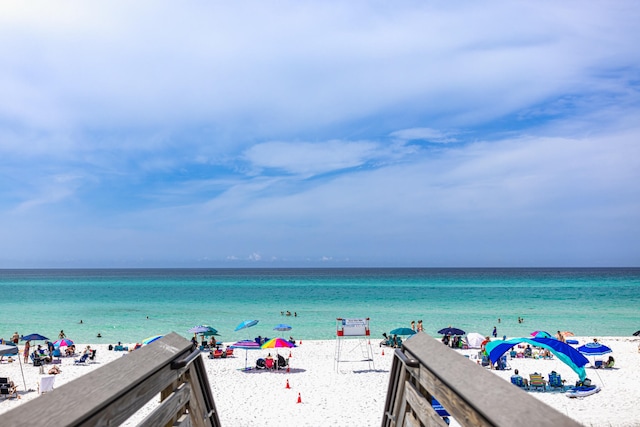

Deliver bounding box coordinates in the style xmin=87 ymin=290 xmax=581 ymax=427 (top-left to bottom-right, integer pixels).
xmin=510 ymin=369 xmax=529 ymax=388
xmin=604 ymin=355 xmax=615 ymax=368
xmin=524 ymin=345 xmax=533 ymax=358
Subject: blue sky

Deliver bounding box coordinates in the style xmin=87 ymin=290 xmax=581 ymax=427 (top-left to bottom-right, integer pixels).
xmin=1 ymin=1 xmax=639 ymax=267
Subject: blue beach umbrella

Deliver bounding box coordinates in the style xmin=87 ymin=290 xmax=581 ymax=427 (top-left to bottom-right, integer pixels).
xmin=437 ymin=327 xmax=465 ymax=336
xmin=230 ymin=340 xmax=262 ymax=370
xmin=273 ymin=324 xmax=292 ymax=331
xmin=21 ymin=333 xmax=49 ymax=341
xmin=235 ymin=320 xmax=259 ymax=331
xmin=390 ymin=327 xmax=416 ymax=336
xmin=142 ymin=335 xmax=163 ymax=345
xmin=577 ymin=342 xmax=612 ymax=356
xmin=188 ymin=325 xmax=215 ymax=334
xmin=530 ymin=330 xmax=553 ymax=339
xmin=486 ymin=337 xmax=589 ymax=381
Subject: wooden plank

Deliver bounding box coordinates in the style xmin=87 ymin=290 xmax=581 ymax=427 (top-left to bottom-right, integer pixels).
xmin=186 ymin=367 xmax=208 ymax=427
xmin=174 ymin=413 xmax=192 ymax=427
xmin=138 ymin=382 xmax=191 ymax=427
xmin=1 ymin=333 xmax=195 ymax=426
xmin=191 ymin=355 xmax=220 ymax=425
xmin=403 ymin=380 xmax=448 ymax=427
xmin=399 ymin=333 xmax=582 ymax=427
xmin=402 ymin=411 xmax=418 ymax=427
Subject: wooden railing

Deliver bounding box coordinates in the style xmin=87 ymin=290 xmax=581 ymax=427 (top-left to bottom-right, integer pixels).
xmin=382 ymin=333 xmax=582 ymax=427
xmin=2 ymin=333 xmax=221 ymax=427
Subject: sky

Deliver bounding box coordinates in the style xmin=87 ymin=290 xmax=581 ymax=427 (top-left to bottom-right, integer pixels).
xmin=1 ymin=1 xmax=639 ymax=268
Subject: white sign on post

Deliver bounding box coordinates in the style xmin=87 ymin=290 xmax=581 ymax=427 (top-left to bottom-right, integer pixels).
xmin=336 ymin=318 xmax=370 ymax=337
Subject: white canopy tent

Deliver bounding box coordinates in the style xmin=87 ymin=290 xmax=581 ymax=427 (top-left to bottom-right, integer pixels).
xmin=466 ymin=332 xmax=486 ymax=349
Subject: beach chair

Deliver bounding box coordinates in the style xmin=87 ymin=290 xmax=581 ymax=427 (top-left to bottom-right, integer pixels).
xmin=548 ymin=372 xmax=565 ymax=390
xmin=255 ymin=358 xmax=266 ymax=369
xmin=265 ymin=357 xmax=275 ymax=369
xmin=529 ymin=373 xmax=547 ymax=391
xmin=594 ymin=360 xmax=604 ymax=369
xmin=496 ymin=355 xmax=510 ymax=370
xmin=74 ymin=353 xmax=89 ymax=365
xmin=277 ymin=354 xmax=288 ymax=369
xmin=212 ymin=349 xmax=223 ymax=359
xmin=225 ymin=348 xmax=234 ymax=358
xmin=32 ymin=353 xmax=44 ymax=367
xmin=510 ymin=375 xmax=526 ymax=388
xmin=1 ymin=383 xmax=18 ymax=400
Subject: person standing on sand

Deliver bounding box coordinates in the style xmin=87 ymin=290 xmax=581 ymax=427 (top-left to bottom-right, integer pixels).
xmin=23 ymin=340 xmax=31 ymax=363
xmin=12 ymin=331 xmax=19 ymax=344
xmin=492 ymin=326 xmax=497 ymax=338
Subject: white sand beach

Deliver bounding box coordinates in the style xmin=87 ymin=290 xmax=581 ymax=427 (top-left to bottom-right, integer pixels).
xmin=1 ymin=336 xmax=639 ymax=426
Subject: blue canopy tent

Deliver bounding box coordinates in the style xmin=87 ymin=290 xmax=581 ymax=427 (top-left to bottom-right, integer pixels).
xmin=485 ymin=337 xmax=589 ymax=381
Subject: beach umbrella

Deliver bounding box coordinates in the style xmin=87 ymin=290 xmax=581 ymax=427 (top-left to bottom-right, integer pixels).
xmin=633 ymin=330 xmax=640 ymax=336
xmin=273 ymin=324 xmax=292 ymax=331
xmin=437 ymin=327 xmax=465 ymax=336
xmin=230 ymin=340 xmax=262 ymax=370
xmin=0 ymin=344 xmax=26 ymax=390
xmin=530 ymin=331 xmax=552 ymax=338
xmin=465 ymin=333 xmax=485 ymax=349
xmin=261 ymin=337 xmax=295 ymax=361
xmin=188 ymin=325 xmax=215 ymax=334
xmin=142 ymin=335 xmax=163 ymax=345
xmin=235 ymin=320 xmax=259 ymax=331
xmin=389 ymin=327 xmax=416 ymax=336
xmin=577 ymin=342 xmax=612 ymax=356
xmin=20 ymin=333 xmax=49 ymax=341
xmin=261 ymin=337 xmax=295 ymax=350
xmin=53 ymin=338 xmax=74 ymax=348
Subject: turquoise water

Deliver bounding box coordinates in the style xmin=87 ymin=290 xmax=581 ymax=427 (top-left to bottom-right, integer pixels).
xmin=1 ymin=268 xmax=638 ymax=344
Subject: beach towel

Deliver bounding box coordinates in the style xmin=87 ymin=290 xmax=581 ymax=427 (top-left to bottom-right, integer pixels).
xmin=39 ymin=375 xmax=55 ymax=395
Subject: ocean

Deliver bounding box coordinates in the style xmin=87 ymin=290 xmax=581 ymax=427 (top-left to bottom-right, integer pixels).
xmin=1 ymin=268 xmax=638 ymax=345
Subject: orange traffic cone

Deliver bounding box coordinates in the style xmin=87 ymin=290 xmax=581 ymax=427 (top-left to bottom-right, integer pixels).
xmin=286 ymin=379 xmax=291 ymax=389
xmin=297 ymin=392 xmax=302 ymax=404
xmin=382 ymin=348 xmax=385 ymax=356
xmin=289 ymin=350 xmax=292 ymax=358
xmin=287 ymin=365 xmax=290 ymax=373
xmin=299 ymin=340 xmax=302 ymax=345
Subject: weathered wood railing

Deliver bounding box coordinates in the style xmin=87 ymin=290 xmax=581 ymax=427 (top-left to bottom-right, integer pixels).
xmin=2 ymin=332 xmax=221 ymax=426
xmin=382 ymin=333 xmax=582 ymax=427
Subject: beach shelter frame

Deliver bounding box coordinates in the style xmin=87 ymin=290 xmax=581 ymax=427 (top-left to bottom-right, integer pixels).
xmin=485 ymin=337 xmax=589 ymax=380
xmin=0 ymin=344 xmax=27 ymax=391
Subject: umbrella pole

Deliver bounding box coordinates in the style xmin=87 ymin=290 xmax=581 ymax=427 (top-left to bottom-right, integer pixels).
xmin=18 ymin=351 xmax=27 ymax=391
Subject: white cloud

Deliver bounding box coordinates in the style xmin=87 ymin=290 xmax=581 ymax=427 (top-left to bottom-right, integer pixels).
xmin=390 ymin=128 xmax=458 ymax=143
